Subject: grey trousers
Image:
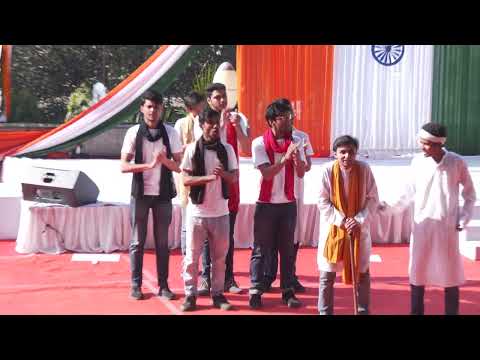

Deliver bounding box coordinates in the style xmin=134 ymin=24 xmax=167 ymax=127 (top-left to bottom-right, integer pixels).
xmin=318 ymin=270 xmax=371 ymax=315
xmin=129 ymin=196 xmax=172 ymax=289
xmin=410 ymin=284 xmax=459 ymax=315
xmin=183 ymin=215 xmax=230 ymax=297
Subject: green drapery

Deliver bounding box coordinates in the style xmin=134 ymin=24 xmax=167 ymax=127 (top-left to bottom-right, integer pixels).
xmin=432 ymin=45 xmax=480 ymax=155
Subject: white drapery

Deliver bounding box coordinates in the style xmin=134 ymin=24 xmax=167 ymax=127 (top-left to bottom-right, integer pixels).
xmin=331 ymin=45 xmax=434 ymax=158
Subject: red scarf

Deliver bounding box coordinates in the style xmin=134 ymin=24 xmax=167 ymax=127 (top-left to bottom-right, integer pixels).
xmin=226 ymin=119 xmax=240 ymax=212
xmin=258 ymin=128 xmax=295 ymax=202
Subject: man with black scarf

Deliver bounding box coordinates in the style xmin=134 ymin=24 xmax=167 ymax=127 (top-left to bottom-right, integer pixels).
xmin=180 ymin=107 xmax=239 ymax=311
xmin=121 ymin=90 xmax=183 ymax=301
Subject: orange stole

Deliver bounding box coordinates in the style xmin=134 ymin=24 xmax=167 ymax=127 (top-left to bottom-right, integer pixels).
xmin=323 ymin=161 xmax=362 ymax=285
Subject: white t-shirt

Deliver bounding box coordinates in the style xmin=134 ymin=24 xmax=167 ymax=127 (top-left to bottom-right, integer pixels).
xmin=252 ymin=134 xmax=306 ymax=204
xmin=293 ymin=128 xmax=314 ymax=201
xmin=181 ymin=140 xmax=238 ymax=218
xmin=121 ymin=124 xmax=182 ymax=196
xmin=193 ymin=111 xmax=249 ymax=144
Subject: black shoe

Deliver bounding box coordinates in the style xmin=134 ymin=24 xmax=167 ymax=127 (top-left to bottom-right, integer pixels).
xmin=180 ymin=296 xmax=197 ymax=312
xmin=225 ymin=279 xmax=243 ymax=294
xmin=293 ymin=279 xmax=306 ymax=293
xmin=212 ymin=294 xmax=233 ymax=311
xmin=198 ymin=278 xmax=211 ymax=297
xmin=282 ymin=291 xmax=301 ymax=308
xmin=249 ymin=294 xmax=262 ymax=309
xmin=130 ymin=287 xmax=143 ymax=300
xmin=159 ymin=287 xmax=176 ymax=300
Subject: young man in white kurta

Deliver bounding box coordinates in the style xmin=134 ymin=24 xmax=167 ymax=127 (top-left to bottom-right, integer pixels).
xmin=317 ymin=136 xmax=379 ymax=315
xmin=180 ymin=108 xmax=239 ymax=311
xmin=384 ymin=122 xmax=476 ymax=315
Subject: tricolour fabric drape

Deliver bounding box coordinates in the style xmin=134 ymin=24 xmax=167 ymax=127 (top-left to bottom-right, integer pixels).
xmin=237 ymin=45 xmax=334 ymax=157
xmin=0 ymin=130 xmax=51 ymax=155
xmin=1 ymin=45 xmax=12 ymax=119
xmin=8 ymin=45 xmax=196 ymax=158
xmin=330 ymin=45 xmax=434 ymax=158
xmin=432 ymin=45 xmax=480 ymax=155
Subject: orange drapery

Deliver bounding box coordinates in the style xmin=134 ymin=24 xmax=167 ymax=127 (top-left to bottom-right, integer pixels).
xmin=0 ymin=130 xmax=51 ymax=155
xmin=1 ymin=45 xmax=12 ymax=119
xmin=237 ymin=45 xmax=334 ymax=157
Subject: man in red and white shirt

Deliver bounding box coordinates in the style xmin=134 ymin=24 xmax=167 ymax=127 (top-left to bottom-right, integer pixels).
xmin=249 ymin=99 xmax=306 ymax=309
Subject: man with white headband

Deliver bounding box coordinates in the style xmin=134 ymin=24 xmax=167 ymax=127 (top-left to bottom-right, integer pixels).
xmin=381 ymin=122 xmax=476 ymax=315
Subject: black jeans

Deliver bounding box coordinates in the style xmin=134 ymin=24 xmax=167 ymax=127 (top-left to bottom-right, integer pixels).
xmin=201 ymin=211 xmax=237 ymax=284
xmin=264 ymin=242 xmax=300 ymax=287
xmin=249 ymin=202 xmax=297 ymax=294
xmin=410 ymin=284 xmax=459 ymax=315
xmin=129 ymin=196 xmax=172 ymax=289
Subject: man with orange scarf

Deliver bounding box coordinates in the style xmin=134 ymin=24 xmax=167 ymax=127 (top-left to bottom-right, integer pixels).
xmin=249 ymin=99 xmax=306 ymax=309
xmin=317 ymin=135 xmax=379 ymax=315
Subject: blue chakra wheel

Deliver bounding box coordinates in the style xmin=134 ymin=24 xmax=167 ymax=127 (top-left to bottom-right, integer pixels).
xmin=371 ymin=45 xmax=405 ymax=66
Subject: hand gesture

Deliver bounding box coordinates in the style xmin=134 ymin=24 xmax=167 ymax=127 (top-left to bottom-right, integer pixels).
xmin=228 ymin=112 xmax=241 ymax=128
xmin=284 ymin=142 xmax=299 ymax=162
xmin=345 ymin=217 xmax=360 ymax=235
xmin=213 ymin=163 xmax=225 ymax=179
xmin=150 ymin=150 xmax=166 ymax=168
xmin=206 ymin=174 xmax=217 ymax=182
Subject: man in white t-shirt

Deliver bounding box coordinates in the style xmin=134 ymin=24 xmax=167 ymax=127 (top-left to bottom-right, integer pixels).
xmin=195 ymin=83 xmax=251 ymax=296
xmin=120 ymin=90 xmax=183 ymax=301
xmin=263 ymin=98 xmax=314 ymax=294
xmin=180 ymin=107 xmax=239 ymax=311
xmin=249 ymin=99 xmax=306 ymax=309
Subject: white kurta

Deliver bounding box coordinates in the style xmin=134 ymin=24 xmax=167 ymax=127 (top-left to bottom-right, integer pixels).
xmin=390 ymin=151 xmax=476 ymax=287
xmin=317 ymin=160 xmax=379 ymax=273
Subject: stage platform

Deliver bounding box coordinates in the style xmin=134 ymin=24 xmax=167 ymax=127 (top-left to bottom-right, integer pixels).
xmin=1 ymin=240 xmax=480 ymax=315
xmin=2 ymin=155 xmax=480 ymax=256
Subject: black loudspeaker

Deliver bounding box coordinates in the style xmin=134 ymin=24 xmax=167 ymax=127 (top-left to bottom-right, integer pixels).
xmin=21 ymin=167 xmax=99 ymax=207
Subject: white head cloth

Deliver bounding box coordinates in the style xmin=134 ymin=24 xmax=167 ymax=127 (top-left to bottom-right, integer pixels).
xmin=418 ymin=128 xmax=446 ymax=145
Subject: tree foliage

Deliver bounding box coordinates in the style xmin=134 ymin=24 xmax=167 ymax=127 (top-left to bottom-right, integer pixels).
xmin=9 ymin=45 xmax=235 ymax=124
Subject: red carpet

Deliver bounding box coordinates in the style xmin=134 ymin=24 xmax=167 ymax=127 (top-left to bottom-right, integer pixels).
xmin=0 ymin=240 xmax=479 ymax=315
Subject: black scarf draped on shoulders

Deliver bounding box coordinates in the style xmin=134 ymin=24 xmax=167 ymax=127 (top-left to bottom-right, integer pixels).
xmin=131 ymin=114 xmax=176 ymax=201
xmin=189 ymin=137 xmax=229 ymax=205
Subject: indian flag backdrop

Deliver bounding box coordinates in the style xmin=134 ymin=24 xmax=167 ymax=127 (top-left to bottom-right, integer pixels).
xmin=432 ymin=45 xmax=480 ymax=155
xmin=237 ymin=45 xmax=334 ymax=157
xmin=6 ymin=45 xmax=480 ymax=158
xmin=331 ymin=45 xmax=434 ymax=158
xmin=238 ymin=45 xmax=435 ymax=158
